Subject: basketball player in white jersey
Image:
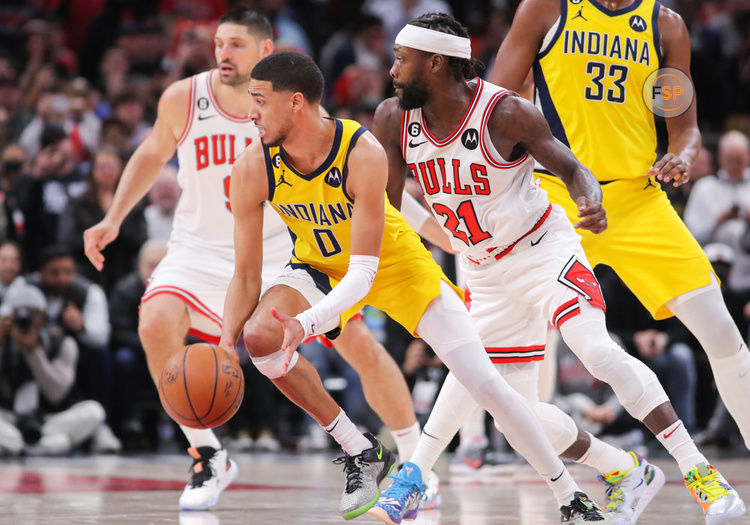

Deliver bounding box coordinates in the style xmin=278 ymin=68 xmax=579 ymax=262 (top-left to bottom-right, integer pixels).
xmin=83 ymin=8 xmax=437 ymax=511
xmin=370 ymin=14 xmax=744 ymax=525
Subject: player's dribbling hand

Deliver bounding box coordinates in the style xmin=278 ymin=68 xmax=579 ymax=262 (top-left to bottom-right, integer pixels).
xmin=270 ymin=307 xmax=304 ymax=376
xmin=575 ymin=197 xmax=607 ymax=234
xmin=83 ymin=220 xmax=120 ymax=271
xmin=648 ymin=153 xmax=690 ymax=187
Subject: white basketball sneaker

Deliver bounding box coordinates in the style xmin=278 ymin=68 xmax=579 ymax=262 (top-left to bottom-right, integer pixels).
xmin=420 ymin=470 xmax=441 ymax=510
xmin=179 ymin=447 xmax=238 ymax=510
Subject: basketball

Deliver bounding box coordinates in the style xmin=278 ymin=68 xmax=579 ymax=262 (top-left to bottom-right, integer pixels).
xmin=158 ymin=343 xmax=244 ymax=429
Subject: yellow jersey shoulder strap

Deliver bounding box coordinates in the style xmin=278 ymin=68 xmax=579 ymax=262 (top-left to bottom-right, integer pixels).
xmin=264 ymin=118 xmax=368 ymax=201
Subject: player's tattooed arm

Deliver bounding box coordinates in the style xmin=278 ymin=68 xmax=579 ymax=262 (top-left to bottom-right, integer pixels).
xmin=488 ymin=94 xmax=607 ymax=234
xmin=648 ymin=7 xmax=700 ymax=187
xmin=219 ymin=143 xmax=267 ymax=351
xmin=372 ymin=97 xmax=407 ymax=209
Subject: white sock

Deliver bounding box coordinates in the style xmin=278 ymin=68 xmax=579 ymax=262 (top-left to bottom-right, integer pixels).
xmin=458 ymin=408 xmax=488 ymax=451
xmin=576 ymin=432 xmax=635 ymax=474
xmin=548 ymin=467 xmax=579 ymax=508
xmin=391 ymin=422 xmax=421 ymax=462
xmin=180 ymin=426 xmax=222 ymax=450
xmin=656 ymin=420 xmax=707 ymax=475
xmin=410 ymin=372 xmax=479 ymax=478
xmin=324 ymin=409 xmax=371 ymax=456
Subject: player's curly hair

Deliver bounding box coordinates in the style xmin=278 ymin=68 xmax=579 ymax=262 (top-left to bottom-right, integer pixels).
xmin=409 ymin=12 xmax=484 ymax=81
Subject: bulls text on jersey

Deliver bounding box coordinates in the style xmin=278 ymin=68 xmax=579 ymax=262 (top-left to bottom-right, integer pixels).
xmin=194 ymin=134 xmax=253 ymax=171
xmin=407 ymin=158 xmax=490 ymax=196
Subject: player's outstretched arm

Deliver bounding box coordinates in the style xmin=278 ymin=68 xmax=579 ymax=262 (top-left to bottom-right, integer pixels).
xmin=489 ymin=94 xmax=607 ymax=233
xmin=490 ymin=0 xmax=557 ymax=91
xmin=83 ymin=79 xmax=190 ymax=270
xmin=648 ymin=7 xmax=700 ymax=187
xmin=218 ymin=143 xmax=267 ymax=352
xmin=372 ymin=97 xmax=407 ymax=209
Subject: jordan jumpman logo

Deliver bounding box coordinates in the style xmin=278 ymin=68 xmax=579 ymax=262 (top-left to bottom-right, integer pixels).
xmin=572 ymin=7 xmax=587 ymax=21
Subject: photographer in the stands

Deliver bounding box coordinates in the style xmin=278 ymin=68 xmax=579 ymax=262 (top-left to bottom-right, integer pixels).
xmin=0 ymin=279 xmax=104 ymax=455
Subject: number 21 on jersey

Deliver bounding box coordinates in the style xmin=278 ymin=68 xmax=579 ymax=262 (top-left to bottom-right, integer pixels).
xmin=432 ymin=199 xmax=491 ymax=246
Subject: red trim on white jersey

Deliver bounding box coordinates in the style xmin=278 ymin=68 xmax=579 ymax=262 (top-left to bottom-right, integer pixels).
xmin=479 ymin=89 xmax=529 ymax=169
xmin=207 ymin=69 xmax=252 ymax=123
xmin=487 ymin=345 xmax=545 ymax=363
xmin=141 ymin=285 xmax=223 ymax=327
xmin=176 ymin=75 xmax=198 ymax=146
xmin=553 ymin=297 xmax=580 ymax=330
xmin=188 ymin=328 xmax=220 ymax=344
xmin=421 ymin=79 xmax=483 ymax=147
xmin=400 ymin=109 xmax=408 ymax=157
xmin=465 ymin=204 xmax=552 ymax=265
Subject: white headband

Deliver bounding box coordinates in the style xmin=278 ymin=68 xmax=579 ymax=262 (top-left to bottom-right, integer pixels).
xmin=394 ymin=24 xmax=471 ymax=59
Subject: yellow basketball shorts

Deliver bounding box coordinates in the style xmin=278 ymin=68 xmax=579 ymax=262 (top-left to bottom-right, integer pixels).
xmin=536 ymin=172 xmax=714 ymax=320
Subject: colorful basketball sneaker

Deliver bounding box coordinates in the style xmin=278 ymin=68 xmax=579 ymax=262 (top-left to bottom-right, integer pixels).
xmin=179 ymin=447 xmax=238 ymax=510
xmin=560 ymin=492 xmax=609 ymax=523
xmin=600 ymin=451 xmax=665 ymax=525
xmin=684 ymin=463 xmax=746 ymax=524
xmin=368 ymin=462 xmax=426 ymax=524
xmin=334 ymin=433 xmax=395 ymax=520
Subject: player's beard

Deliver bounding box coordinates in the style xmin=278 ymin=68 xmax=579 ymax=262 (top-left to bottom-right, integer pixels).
xmin=394 ymin=79 xmax=429 ymax=110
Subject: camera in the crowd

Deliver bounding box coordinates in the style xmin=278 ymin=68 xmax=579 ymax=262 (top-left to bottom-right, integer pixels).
xmin=12 ymin=306 xmax=34 ymax=332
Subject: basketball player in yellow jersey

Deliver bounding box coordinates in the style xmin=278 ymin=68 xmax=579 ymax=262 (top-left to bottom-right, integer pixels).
xmin=221 ymin=50 xmax=608 ymax=521
xmin=494 ymin=0 xmax=750 ymax=521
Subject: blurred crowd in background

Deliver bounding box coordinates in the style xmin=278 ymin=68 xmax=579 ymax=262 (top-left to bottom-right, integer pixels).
xmin=0 ymin=0 xmax=749 ymax=463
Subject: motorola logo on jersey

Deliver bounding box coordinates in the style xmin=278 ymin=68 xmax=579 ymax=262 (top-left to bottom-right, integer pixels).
xmin=197 ymin=97 xmax=210 ymax=110
xmin=325 ymin=167 xmax=342 ymax=188
xmin=629 ymin=15 xmax=647 ymax=32
xmin=461 ymin=128 xmax=479 ymax=150
xmin=408 ymin=122 xmax=422 ymax=137
xmin=273 ymin=154 xmax=282 ymax=168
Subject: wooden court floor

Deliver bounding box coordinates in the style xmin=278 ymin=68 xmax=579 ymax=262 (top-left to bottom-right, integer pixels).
xmin=2 ymin=453 xmax=750 ymax=524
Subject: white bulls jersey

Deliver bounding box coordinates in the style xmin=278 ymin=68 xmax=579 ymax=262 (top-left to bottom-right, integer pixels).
xmin=173 ymin=69 xmax=287 ymax=257
xmin=401 ymin=79 xmax=551 ymax=264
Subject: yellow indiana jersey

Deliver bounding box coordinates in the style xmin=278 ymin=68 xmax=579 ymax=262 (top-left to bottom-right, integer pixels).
xmin=264 ymin=118 xmax=461 ymax=334
xmin=533 ymin=0 xmax=661 ymax=181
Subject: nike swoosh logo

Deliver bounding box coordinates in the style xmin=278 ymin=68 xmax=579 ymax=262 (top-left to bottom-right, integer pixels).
xmin=377 ymin=444 xmax=383 ymax=460
xmin=409 ymin=139 xmax=427 ymax=148
xmin=198 ymin=114 xmax=216 ymax=120
xmin=550 ymin=470 xmax=564 ymax=482
xmin=423 ymin=430 xmax=439 ymax=440
xmin=662 ymin=421 xmax=682 ymax=439
xmin=530 ymin=231 xmax=548 ymax=246
xmin=634 ymin=479 xmax=644 ymax=489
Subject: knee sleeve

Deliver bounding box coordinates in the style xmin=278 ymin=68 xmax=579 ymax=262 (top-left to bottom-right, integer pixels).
xmin=561 ymin=309 xmax=668 ymax=421
xmin=252 ymin=349 xmax=299 ymax=379
xmin=534 ymin=402 xmax=579 ymax=455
